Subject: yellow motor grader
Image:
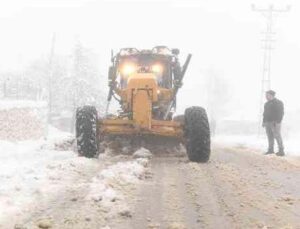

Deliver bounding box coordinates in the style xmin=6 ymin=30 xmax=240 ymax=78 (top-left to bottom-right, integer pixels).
xmin=76 ymin=46 xmax=210 ymax=162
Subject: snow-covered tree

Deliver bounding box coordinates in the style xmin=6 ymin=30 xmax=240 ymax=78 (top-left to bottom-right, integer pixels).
xmin=0 ymin=41 xmax=106 ymax=132
xmin=68 ymin=41 xmax=106 ymax=131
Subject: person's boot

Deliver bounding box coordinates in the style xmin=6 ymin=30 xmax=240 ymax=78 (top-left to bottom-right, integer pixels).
xmin=276 ymin=150 xmax=285 ymax=157
xmin=264 ymin=150 xmax=274 ymax=155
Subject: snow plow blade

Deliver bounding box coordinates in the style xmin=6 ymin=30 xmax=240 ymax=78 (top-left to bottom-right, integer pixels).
xmin=98 ymin=118 xmax=184 ymax=154
xmin=100 ymin=119 xmax=183 ymax=138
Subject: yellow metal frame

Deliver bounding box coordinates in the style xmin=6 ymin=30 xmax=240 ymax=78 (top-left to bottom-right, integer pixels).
xmin=102 ymin=72 xmax=183 ymax=139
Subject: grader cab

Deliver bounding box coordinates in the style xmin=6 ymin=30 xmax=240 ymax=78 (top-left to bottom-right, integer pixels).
xmin=76 ymin=46 xmax=211 ymax=162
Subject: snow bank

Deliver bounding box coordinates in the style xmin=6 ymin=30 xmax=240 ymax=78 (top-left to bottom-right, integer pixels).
xmin=87 ymin=150 xmax=151 ymax=221
xmin=0 ymin=100 xmax=47 ymax=141
xmin=0 ymin=126 xmax=77 ymax=225
xmin=0 ymin=135 xmax=152 ymax=227
xmin=132 ymin=147 xmax=152 ymax=159
xmin=88 ymin=158 xmax=149 ymax=204
xmin=41 ymin=126 xmax=74 ymax=151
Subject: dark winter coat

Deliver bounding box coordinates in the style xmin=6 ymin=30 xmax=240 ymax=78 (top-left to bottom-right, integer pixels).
xmin=263 ymin=98 xmax=284 ymax=123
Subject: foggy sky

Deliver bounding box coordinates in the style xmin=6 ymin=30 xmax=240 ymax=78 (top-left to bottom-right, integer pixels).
xmin=0 ymin=0 xmax=299 ymax=121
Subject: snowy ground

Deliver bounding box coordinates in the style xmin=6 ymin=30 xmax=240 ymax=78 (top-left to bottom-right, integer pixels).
xmin=0 ymin=127 xmax=74 ymax=225
xmin=0 ymin=100 xmax=47 ymax=110
xmin=0 ymin=97 xmax=299 ymax=228
xmin=213 ymin=134 xmax=300 ymax=156
xmin=0 ymin=127 xmax=150 ymax=228
xmin=0 ymin=128 xmax=299 ymax=228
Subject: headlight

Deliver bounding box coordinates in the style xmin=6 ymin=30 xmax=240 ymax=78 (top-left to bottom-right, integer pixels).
xmin=151 ymin=64 xmax=163 ymax=74
xmin=121 ymin=63 xmax=136 ymax=75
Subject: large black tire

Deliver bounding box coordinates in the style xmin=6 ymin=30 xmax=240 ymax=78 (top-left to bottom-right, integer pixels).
xmin=76 ymin=106 xmax=99 ymax=158
xmin=184 ymin=106 xmax=211 ymax=162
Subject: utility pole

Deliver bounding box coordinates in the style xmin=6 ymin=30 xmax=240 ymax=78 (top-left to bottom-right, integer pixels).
xmin=252 ymin=4 xmax=290 ymax=134
xmin=48 ymin=33 xmax=56 ymax=123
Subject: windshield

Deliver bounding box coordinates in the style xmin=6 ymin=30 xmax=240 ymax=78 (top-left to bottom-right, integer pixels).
xmin=118 ymin=54 xmax=172 ymax=88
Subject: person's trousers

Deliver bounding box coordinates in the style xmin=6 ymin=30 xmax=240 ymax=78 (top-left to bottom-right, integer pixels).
xmin=265 ymin=122 xmax=284 ymax=152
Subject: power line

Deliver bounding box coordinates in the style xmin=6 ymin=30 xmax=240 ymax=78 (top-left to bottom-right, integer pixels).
xmin=252 ymin=4 xmax=290 ymax=135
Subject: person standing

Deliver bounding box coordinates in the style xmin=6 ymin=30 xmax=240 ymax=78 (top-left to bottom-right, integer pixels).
xmin=262 ymin=90 xmax=285 ymax=156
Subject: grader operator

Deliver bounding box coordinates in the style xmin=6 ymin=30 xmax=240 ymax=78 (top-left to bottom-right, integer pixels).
xmin=76 ymin=46 xmax=210 ymax=162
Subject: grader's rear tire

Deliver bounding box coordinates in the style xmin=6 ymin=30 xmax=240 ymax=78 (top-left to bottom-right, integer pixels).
xmin=184 ymin=106 xmax=210 ymax=162
xmin=76 ymin=106 xmax=98 ymax=158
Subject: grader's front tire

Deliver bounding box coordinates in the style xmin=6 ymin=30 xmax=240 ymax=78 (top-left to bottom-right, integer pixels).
xmin=76 ymin=106 xmax=99 ymax=158
xmin=184 ymin=106 xmax=211 ymax=162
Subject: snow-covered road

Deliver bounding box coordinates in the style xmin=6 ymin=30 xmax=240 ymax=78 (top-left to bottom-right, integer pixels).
xmin=1 ymin=130 xmax=300 ymax=228
xmin=214 ymin=134 xmax=300 ymax=156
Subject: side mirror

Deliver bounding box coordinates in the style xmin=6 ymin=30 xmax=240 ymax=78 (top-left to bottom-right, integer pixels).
xmin=172 ymin=48 xmax=180 ymax=55
xmin=111 ymin=49 xmax=114 ymax=63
